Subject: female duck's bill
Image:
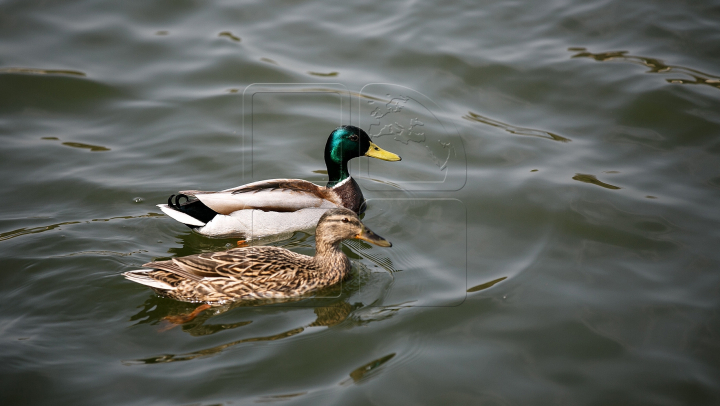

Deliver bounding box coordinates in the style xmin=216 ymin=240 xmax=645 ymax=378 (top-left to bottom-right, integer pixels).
xmin=355 ymin=223 xmax=392 ymax=247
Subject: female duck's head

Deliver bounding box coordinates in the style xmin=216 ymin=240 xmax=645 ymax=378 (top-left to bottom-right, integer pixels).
xmin=324 ymin=125 xmax=401 ymax=185
xmin=315 ymin=208 xmax=392 ymax=251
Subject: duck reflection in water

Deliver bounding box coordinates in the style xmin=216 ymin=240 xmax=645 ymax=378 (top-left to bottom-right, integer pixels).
xmin=125 ymin=284 xmax=411 ymax=364
xmin=130 ymin=296 xmax=360 ymax=337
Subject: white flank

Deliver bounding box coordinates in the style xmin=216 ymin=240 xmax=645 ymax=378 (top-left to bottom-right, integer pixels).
xmin=157 ymin=204 xmax=206 ymax=227
xmin=196 ymin=213 xmax=250 ymax=237
xmin=231 ymin=205 xmax=337 ymax=236
xmin=194 ymin=204 xmax=339 ymax=238
xmin=196 ymin=190 xmax=327 ymax=215
xmin=122 ymin=270 xmax=175 ymax=290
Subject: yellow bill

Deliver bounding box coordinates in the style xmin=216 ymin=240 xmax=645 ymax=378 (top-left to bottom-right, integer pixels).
xmin=365 ymin=141 xmax=402 ymax=161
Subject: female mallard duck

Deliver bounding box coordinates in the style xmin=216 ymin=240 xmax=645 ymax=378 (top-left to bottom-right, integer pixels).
xmin=123 ymin=208 xmax=391 ymax=303
xmin=158 ymin=125 xmax=401 ymax=238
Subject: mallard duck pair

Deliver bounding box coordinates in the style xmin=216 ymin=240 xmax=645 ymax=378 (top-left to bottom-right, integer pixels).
xmin=125 ymin=126 xmax=399 ymax=304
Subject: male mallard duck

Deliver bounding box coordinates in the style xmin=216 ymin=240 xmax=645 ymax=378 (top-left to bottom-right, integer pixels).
xmin=123 ymin=208 xmax=391 ymax=303
xmin=158 ymin=125 xmax=401 ymax=238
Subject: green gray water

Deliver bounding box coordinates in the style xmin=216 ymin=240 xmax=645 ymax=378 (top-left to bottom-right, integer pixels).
xmin=2 ymin=0 xmax=720 ymax=404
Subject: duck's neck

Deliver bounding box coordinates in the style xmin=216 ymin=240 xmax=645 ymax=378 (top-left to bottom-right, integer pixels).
xmin=313 ymin=239 xmax=351 ymax=277
xmin=325 ymin=159 xmax=350 ymax=188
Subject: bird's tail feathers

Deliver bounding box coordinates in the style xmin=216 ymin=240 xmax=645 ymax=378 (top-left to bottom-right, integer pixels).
xmin=122 ymin=270 xmax=175 ymax=290
xmin=157 ymin=204 xmax=206 ymax=227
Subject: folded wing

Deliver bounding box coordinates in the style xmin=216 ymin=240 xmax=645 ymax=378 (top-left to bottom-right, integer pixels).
xmin=180 ymin=179 xmax=341 ymax=215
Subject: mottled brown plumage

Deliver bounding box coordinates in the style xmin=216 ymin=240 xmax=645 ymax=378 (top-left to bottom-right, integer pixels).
xmin=123 ymin=208 xmax=392 ymax=304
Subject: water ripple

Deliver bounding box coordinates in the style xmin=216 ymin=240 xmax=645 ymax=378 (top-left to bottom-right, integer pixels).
xmin=462 ymin=111 xmax=571 ymax=142
xmin=123 ymin=327 xmax=306 ymax=365
xmin=218 ymin=31 xmax=241 ymax=42
xmin=0 ymin=67 xmax=86 ymax=77
xmin=467 ymin=276 xmax=508 ymax=293
xmin=0 ymin=213 xmax=163 ymax=242
xmin=570 ymin=48 xmax=720 ymax=91
xmin=124 ymin=301 xmax=358 ymax=364
xmin=307 ymin=71 xmax=339 ymax=77
xmin=340 ymin=353 xmax=396 ymax=384
xmin=572 ymin=173 xmax=621 ymax=190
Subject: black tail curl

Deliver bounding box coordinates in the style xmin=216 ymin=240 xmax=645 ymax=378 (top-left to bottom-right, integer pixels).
xmin=168 ymin=194 xmax=190 ymax=210
xmin=165 ymin=193 xmax=218 ymax=225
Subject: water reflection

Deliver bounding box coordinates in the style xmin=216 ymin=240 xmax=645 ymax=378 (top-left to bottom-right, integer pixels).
xmin=218 ymin=31 xmax=241 ymax=42
xmin=0 ymin=220 xmax=81 ymax=242
xmin=42 ymin=136 xmax=110 ymax=151
xmin=0 ymin=213 xmax=163 ymax=242
xmin=124 ymin=299 xmax=408 ymax=365
xmin=344 ymin=239 xmax=398 ymax=274
xmin=124 ymin=327 xmax=305 ymax=365
xmin=163 ymin=230 xmax=243 ymax=258
xmin=256 ymin=392 xmax=308 ymax=403
xmin=294 ymin=87 xmax=388 ymax=102
xmin=55 ymin=249 xmax=148 ymax=258
xmin=129 ymin=295 xmax=356 ymax=332
xmin=342 ymin=353 xmax=396 ymax=384
xmin=570 ymin=48 xmax=720 ymax=91
xmin=307 ymin=71 xmax=339 ymax=77
xmin=572 ymin=173 xmax=621 ymax=190
xmin=462 ymin=111 xmax=571 ymax=143
xmin=260 ymin=57 xmax=278 ymax=65
xmin=0 ymin=67 xmax=86 ymax=77
xmin=467 ymin=276 xmax=507 ymax=293
xmin=356 ymin=177 xmax=403 ymax=190
xmin=61 ymin=142 xmax=110 ymax=152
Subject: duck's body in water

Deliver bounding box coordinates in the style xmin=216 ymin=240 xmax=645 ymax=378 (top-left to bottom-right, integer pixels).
xmin=157 ymin=126 xmax=401 ymax=238
xmin=123 ymin=208 xmax=392 ymax=304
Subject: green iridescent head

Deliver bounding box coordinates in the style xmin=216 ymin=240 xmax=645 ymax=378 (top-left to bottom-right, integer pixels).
xmin=324 ymin=126 xmax=401 ymax=186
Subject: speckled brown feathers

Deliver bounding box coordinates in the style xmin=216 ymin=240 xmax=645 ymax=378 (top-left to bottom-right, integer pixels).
xmin=123 ymin=208 xmax=390 ymax=304
xmin=135 ymin=246 xmax=345 ymax=303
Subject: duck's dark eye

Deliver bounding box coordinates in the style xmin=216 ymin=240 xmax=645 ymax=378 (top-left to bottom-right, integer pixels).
xmin=341 ymin=217 xmax=349 ymax=223
xmin=349 ymin=134 xmax=359 ymax=142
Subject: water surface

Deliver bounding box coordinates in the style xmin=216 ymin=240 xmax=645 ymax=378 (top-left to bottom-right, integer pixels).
xmin=2 ymin=0 xmax=720 ymax=404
